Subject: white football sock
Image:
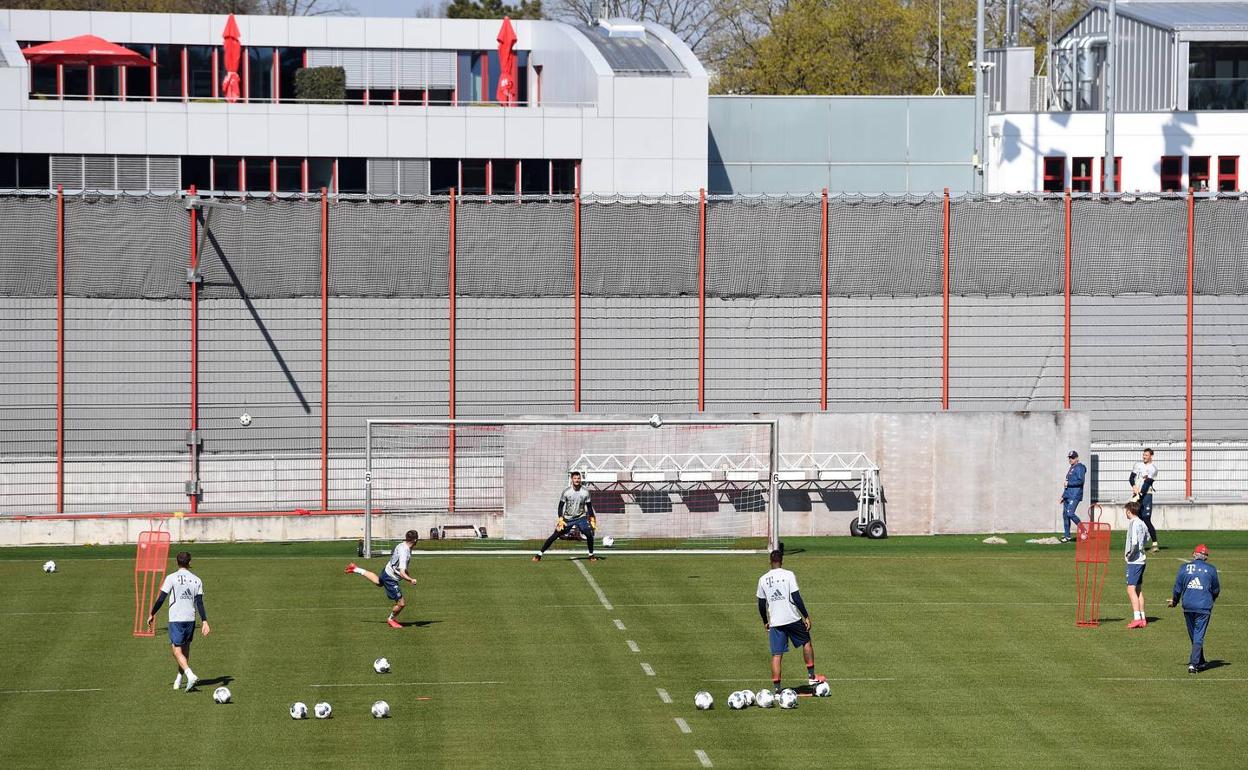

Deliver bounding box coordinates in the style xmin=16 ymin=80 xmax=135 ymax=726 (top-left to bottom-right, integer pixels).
xmin=174 ymin=674 xmax=182 ymax=689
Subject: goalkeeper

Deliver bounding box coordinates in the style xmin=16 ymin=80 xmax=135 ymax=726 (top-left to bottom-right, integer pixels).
xmin=533 ymin=471 xmax=599 ymax=562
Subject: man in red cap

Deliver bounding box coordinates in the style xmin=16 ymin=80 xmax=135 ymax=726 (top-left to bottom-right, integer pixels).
xmin=1168 ymin=544 xmax=1220 ymax=673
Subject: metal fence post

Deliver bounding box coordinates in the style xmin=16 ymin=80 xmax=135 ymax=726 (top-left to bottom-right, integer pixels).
xmin=55 ymin=185 xmax=64 ymax=514
xmin=697 ymin=188 xmax=706 ymax=412
xmin=1064 ymin=189 xmax=1072 ymax=409
xmin=188 ymin=185 xmax=199 ymax=516
xmin=941 ymin=188 xmax=950 ymax=410
xmin=320 ymin=188 xmax=329 ymax=512
xmin=820 ymin=188 xmax=829 ymax=411
xmin=448 ymin=189 xmax=457 ymax=513
xmin=573 ymin=191 xmax=581 ymax=412
xmin=1186 ymin=189 xmax=1195 ymax=499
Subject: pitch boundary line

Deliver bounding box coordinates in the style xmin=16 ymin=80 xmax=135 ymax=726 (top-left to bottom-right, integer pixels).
xmin=310 ymin=680 xmax=503 ymax=688
xmin=695 ymin=749 xmax=714 ymax=767
xmin=0 ymin=688 xmax=105 ymax=694
xmin=573 ymin=559 xmax=613 ymax=610
xmin=1097 ymin=677 xmax=1248 ymax=682
xmin=705 ymin=677 xmax=895 ymax=683
xmin=674 ymin=717 xmax=691 ymax=734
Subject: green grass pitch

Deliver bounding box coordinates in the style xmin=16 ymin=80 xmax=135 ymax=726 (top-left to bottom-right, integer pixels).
xmin=2 ymin=533 xmax=1247 ymax=768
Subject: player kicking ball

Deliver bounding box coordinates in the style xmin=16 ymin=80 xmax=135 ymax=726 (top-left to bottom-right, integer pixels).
xmin=757 ymin=549 xmax=825 ymax=690
xmin=533 ymin=471 xmax=598 ymax=562
xmin=345 ymin=529 xmax=418 ymax=628
xmin=146 ymin=551 xmax=210 ymax=692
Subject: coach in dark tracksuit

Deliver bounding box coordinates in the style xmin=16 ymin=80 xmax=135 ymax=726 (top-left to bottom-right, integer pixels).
xmin=1059 ymin=450 xmax=1086 ymax=543
xmin=1168 ymin=544 xmax=1220 ymax=673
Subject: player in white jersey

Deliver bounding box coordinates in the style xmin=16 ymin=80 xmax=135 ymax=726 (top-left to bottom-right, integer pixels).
xmin=1124 ymin=501 xmax=1150 ymax=628
xmin=756 ymin=549 xmax=824 ymax=689
xmin=345 ymin=529 xmax=418 ymax=629
xmin=533 ymin=471 xmax=598 ymax=562
xmin=146 ymin=551 xmax=210 ymax=692
xmin=1129 ymin=447 xmax=1161 ymax=552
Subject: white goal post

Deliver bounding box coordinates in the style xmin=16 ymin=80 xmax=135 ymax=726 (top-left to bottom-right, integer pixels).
xmin=363 ymin=417 xmax=780 ymax=557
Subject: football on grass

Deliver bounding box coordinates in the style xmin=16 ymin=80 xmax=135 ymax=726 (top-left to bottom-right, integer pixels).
xmin=814 ymin=681 xmax=831 ymax=697
xmin=373 ymin=657 xmax=390 ymax=673
xmin=371 ymin=700 xmax=390 ymax=718
xmin=778 ymin=689 xmax=798 ymax=709
xmin=289 ymin=702 xmax=308 ymax=720
xmin=213 ymin=687 xmax=231 ymax=704
xmin=314 ymin=702 xmax=333 ymax=719
xmin=42 ymin=561 xmax=56 ymax=573
xmin=741 ymin=689 xmax=755 ymax=706
xmin=755 ymin=689 xmax=775 ymax=708
xmin=694 ymin=691 xmax=713 ymax=710
xmin=603 ymin=536 xmax=615 ymax=548
xmin=727 ymin=691 xmax=747 ymax=710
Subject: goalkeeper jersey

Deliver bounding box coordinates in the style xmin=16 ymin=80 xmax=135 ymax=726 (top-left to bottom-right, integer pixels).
xmin=559 ymin=485 xmax=592 ymax=521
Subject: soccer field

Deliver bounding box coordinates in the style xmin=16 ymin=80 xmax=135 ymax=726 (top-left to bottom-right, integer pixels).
xmin=2 ymin=534 xmax=1246 ymax=769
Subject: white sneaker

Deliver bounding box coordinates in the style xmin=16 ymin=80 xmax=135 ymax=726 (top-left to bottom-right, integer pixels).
xmin=184 ymin=672 xmax=198 ymax=692
xmin=174 ymin=674 xmax=182 ymax=690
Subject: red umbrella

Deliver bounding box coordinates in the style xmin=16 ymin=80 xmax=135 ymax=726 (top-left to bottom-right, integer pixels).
xmin=22 ymin=34 xmax=153 ymax=67
xmin=496 ymin=17 xmax=517 ymax=106
xmin=221 ymin=14 xmax=241 ymax=103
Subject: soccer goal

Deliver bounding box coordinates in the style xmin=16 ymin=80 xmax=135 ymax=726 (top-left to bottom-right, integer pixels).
xmin=363 ymin=417 xmax=780 ymax=557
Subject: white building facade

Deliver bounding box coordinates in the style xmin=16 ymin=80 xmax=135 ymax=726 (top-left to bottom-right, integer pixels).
xmin=0 ymin=9 xmax=708 ymax=196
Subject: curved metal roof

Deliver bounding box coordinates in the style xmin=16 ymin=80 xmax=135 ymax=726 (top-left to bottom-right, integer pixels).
xmin=578 ymin=23 xmax=687 ymax=77
xmin=1105 ymin=2 xmax=1248 ymax=31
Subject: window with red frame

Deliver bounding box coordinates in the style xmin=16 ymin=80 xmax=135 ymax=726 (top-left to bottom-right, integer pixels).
xmin=1042 ymin=156 xmax=1065 ymax=192
xmin=1190 ymin=156 xmax=1211 ymax=191
xmin=1071 ymin=157 xmax=1093 ymax=192
xmin=1160 ymin=156 xmax=1182 ymax=191
xmin=1099 ymin=156 xmax=1121 ymax=192
xmin=1218 ymin=156 xmax=1239 ymax=191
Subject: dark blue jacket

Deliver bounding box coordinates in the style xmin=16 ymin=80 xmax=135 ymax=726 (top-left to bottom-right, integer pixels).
xmin=1062 ymin=463 xmax=1087 ymax=501
xmin=1172 ymin=560 xmax=1220 ymax=613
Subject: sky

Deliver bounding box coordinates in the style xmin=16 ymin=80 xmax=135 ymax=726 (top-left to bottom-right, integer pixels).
xmin=340 ymin=0 xmax=445 ymax=16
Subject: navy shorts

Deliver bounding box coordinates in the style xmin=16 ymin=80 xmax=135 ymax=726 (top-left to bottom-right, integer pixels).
xmin=1126 ymin=562 xmax=1146 ymax=587
xmin=169 ymin=621 xmax=195 ymax=647
xmin=378 ymin=570 xmax=403 ymax=601
xmin=768 ymin=621 xmax=810 ymax=655
xmin=562 ymin=518 xmax=593 ymax=537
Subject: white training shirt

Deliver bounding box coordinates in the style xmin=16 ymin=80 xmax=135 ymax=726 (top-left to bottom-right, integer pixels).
xmin=559 ymin=485 xmax=592 ymax=521
xmin=756 ymin=567 xmax=802 ymax=627
xmin=1132 ymin=461 xmax=1158 ymax=490
xmin=159 ymin=568 xmax=204 ymax=623
xmin=384 ymin=541 xmax=412 ymax=579
xmin=1125 ymin=518 xmax=1149 ymax=565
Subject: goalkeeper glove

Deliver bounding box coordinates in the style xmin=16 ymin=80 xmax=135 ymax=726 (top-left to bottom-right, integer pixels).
xmin=589 ymin=517 xmax=597 ymax=531
xmin=555 ymin=519 xmax=566 ymax=531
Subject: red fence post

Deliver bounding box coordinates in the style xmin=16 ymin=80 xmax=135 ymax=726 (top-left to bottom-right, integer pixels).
xmin=573 ymin=191 xmax=581 ymax=412
xmin=697 ymin=188 xmax=706 ymax=412
xmin=320 ymin=188 xmax=329 ymax=512
xmin=820 ymin=188 xmax=829 ymax=411
xmin=1186 ymin=189 xmax=1195 ymax=498
xmin=188 ymin=185 xmax=199 ymax=516
xmin=941 ymin=188 xmax=950 ymax=410
xmin=448 ymin=188 xmax=457 ymax=512
xmin=1064 ymin=190 xmax=1072 ymax=409
xmin=55 ymin=185 xmax=64 ymax=513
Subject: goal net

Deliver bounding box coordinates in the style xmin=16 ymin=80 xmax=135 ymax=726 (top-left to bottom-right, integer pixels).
xmin=363 ymin=418 xmax=779 ymax=555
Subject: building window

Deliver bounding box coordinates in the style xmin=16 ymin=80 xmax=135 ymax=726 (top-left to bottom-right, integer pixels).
xmin=247 ymin=47 xmax=273 ymax=102
xmin=521 ymin=159 xmax=550 ymax=194
xmin=244 ymin=157 xmax=271 ymax=193
xmin=1042 ymin=157 xmax=1065 ymax=192
xmin=1161 ymin=156 xmax=1182 ymax=192
xmin=338 ymin=158 xmax=367 ymax=194
xmin=17 ymin=154 xmax=50 ymax=188
xmin=153 ymin=44 xmax=183 ymax=99
xmin=1218 ymin=156 xmax=1239 ymax=191
xmin=1188 ymin=43 xmax=1248 ymax=110
xmin=186 ymin=46 xmax=216 ymax=99
xmin=275 ymin=158 xmax=303 ymax=193
xmin=461 ymin=159 xmax=488 ymax=194
xmin=1070 ymin=157 xmax=1093 ymax=192
xmin=308 ymin=158 xmax=334 ymax=193
xmin=277 ymin=48 xmax=303 ymax=102
xmin=1190 ymin=156 xmax=1211 ymax=191
xmin=1099 ymin=156 xmax=1121 ymax=192
xmin=214 ymin=156 xmax=241 ymax=192
xmin=125 ymin=45 xmax=154 ymax=99
xmin=430 ymin=159 xmax=458 ymax=194
xmin=552 ymin=160 xmax=579 ymax=194
xmin=493 ymin=159 xmax=519 ymax=196
xmin=62 ymin=66 xmax=89 ymax=99
xmin=182 ymin=156 xmax=211 ymax=191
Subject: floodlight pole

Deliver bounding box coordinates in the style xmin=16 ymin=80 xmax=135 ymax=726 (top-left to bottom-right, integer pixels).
xmin=1105 ymin=0 xmax=1117 ymax=192
xmin=973 ymin=0 xmax=986 ymax=192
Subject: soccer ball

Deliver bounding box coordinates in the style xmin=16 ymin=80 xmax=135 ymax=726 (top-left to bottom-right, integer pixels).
xmin=373 ymin=657 xmax=391 ymax=673
xmin=648 ymin=413 xmax=663 ymax=428
xmin=741 ymin=689 xmax=755 ymax=706
xmin=603 ymin=536 xmax=615 ymax=548
xmin=814 ymin=681 xmax=831 ymax=697
xmin=213 ymin=686 xmax=231 ymax=704
xmin=778 ymin=689 xmax=798 ymax=709
xmin=727 ymin=691 xmax=747 ymax=710
xmin=370 ymin=700 xmax=390 ymax=719
xmin=313 ymin=702 xmax=333 ymax=719
xmin=42 ymin=561 xmax=56 ymax=573
xmin=693 ymin=691 xmax=714 ymax=710
xmin=755 ymin=689 xmax=775 ymax=708
xmin=239 ymin=413 xmax=252 ymax=426
xmin=289 ymin=702 xmax=308 ymax=720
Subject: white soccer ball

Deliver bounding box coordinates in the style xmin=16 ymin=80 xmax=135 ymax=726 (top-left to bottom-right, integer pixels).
xmin=289 ymin=702 xmax=308 ymax=720
xmin=693 ymin=691 xmax=714 ymax=710
xmin=648 ymin=413 xmax=663 ymax=428
xmin=778 ymin=689 xmax=798 ymax=709
xmin=373 ymin=657 xmax=391 ymax=674
xmin=727 ymin=691 xmax=747 ymax=710
xmin=741 ymin=689 xmax=755 ymax=706
xmin=755 ymin=689 xmax=775 ymax=708
xmin=239 ymin=413 xmax=252 ymax=426
xmin=213 ymin=686 xmax=231 ymax=704
xmin=313 ymin=701 xmax=333 ymax=719
xmin=814 ymin=681 xmax=831 ymax=697
xmin=603 ymin=536 xmax=615 ymax=548
xmin=370 ymin=700 xmax=391 ymax=719
xmin=42 ymin=560 xmax=56 ymax=573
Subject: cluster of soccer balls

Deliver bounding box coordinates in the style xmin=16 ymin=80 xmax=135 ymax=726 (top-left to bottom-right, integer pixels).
xmin=289 ymin=657 xmax=393 ymax=720
xmin=694 ymin=682 xmax=830 ymax=711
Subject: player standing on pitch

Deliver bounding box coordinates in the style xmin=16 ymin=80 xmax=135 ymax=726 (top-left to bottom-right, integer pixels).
xmin=1168 ymin=544 xmax=1220 ymax=673
xmin=1129 ymin=448 xmax=1160 ymax=552
xmin=1124 ymin=501 xmax=1149 ymax=628
xmin=757 ymin=549 xmax=825 ymax=689
xmin=147 ymin=551 xmax=210 ymax=692
xmin=344 ymin=529 xmax=418 ymax=628
xmin=1058 ymin=450 xmax=1086 ymax=543
xmin=533 ymin=471 xmax=598 ymax=562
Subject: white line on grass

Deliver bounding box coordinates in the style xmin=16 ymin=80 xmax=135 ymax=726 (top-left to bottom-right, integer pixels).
xmin=613 ymin=619 xmax=626 ymax=631
xmin=657 ymin=688 xmax=672 ymax=703
xmin=641 ymin=662 xmax=656 ymax=676
xmin=627 ymin=640 xmax=640 ymax=653
xmin=705 ymin=677 xmax=895 ymax=683
xmin=0 ymin=610 xmax=105 ymax=615
xmin=695 ymin=749 xmax=713 ymax=768
xmin=1097 ymin=677 xmax=1248 ymax=682
xmin=573 ymin=559 xmax=613 ymax=610
xmin=674 ymin=717 xmax=691 ymax=734
xmin=310 ymin=680 xmax=503 ymax=688
xmin=0 ymin=688 xmax=104 ymax=695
